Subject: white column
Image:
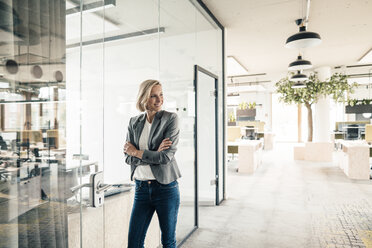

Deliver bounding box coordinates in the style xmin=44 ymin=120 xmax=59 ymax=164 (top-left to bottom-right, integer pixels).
xmin=314 ymin=66 xmax=331 ymax=142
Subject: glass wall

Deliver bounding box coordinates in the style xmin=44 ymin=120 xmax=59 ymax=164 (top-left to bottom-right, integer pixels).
xmin=159 ymin=0 xmax=197 ymax=240
xmin=0 ymin=0 xmax=69 ymax=247
xmin=0 ymin=0 xmax=224 ymax=247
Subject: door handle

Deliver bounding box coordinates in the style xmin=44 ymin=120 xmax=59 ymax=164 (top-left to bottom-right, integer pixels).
xmin=70 ymin=183 xmax=91 ymax=193
xmin=70 ymin=172 xmax=134 ymax=208
xmin=70 ymin=171 xmax=110 ymax=207
xmin=96 ymin=183 xmax=112 ymax=195
xmin=72 ymin=154 xmax=89 ymax=160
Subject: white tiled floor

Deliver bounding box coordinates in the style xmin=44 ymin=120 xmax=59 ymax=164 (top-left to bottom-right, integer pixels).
xmin=181 ymin=143 xmax=372 ymax=248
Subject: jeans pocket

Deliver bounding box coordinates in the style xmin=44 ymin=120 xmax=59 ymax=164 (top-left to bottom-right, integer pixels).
xmin=135 ymin=181 xmax=143 ymax=192
xmin=159 ymin=180 xmax=178 ymax=189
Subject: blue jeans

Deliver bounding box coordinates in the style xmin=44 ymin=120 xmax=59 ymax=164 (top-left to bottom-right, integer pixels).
xmin=128 ymin=179 xmax=180 ymax=248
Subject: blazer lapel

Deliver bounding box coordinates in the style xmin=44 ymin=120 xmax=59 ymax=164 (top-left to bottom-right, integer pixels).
xmin=134 ymin=114 xmax=146 ymax=147
xmin=148 ymin=110 xmax=164 ymax=148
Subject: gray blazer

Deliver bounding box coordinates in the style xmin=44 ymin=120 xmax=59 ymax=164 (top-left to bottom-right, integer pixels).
xmin=125 ymin=110 xmax=181 ymax=184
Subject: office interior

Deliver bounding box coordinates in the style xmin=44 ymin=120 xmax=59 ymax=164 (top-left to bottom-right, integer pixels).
xmin=1 ymin=0 xmax=372 ymax=247
xmin=0 ymin=0 xmax=224 ymax=247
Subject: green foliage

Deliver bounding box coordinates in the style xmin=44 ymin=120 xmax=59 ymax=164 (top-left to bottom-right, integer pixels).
xmin=228 ymin=112 xmax=236 ymax=122
xmin=275 ymin=73 xmax=356 ymax=106
xmin=362 ymin=99 xmax=372 ymax=105
xmin=347 ymin=98 xmax=372 ymax=106
xmin=238 ymin=101 xmax=248 ymax=110
xmin=347 ymin=98 xmax=359 ymax=106
xmin=327 ymin=73 xmax=357 ymax=102
xmin=239 ymin=101 xmax=256 ymax=110
xmin=248 ymin=102 xmax=256 ymax=109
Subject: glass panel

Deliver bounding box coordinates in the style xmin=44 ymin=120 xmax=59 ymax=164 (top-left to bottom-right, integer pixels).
xmin=197 ymin=71 xmax=216 ymax=207
xmin=159 ymin=0 xmax=197 ymax=242
xmin=0 ymin=0 xmax=68 ymax=247
xmin=195 ymin=6 xmax=224 ymax=204
xmin=102 ymin=1 xmax=161 ymax=247
xmin=66 ymin=0 xmax=105 ymax=247
xmin=102 ymin=0 xmax=159 ymax=184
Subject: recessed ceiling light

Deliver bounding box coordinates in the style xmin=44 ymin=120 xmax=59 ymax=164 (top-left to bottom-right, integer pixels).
xmin=358 ymin=48 xmax=372 ymax=64
xmin=227 ymin=56 xmax=248 ymax=76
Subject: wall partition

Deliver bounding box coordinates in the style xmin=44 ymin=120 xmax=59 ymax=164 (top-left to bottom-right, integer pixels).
xmin=0 ymin=0 xmax=224 ymax=247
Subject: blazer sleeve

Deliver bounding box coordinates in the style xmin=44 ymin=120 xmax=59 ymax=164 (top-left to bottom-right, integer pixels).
xmin=124 ymin=117 xmax=146 ymax=166
xmin=141 ymin=113 xmax=179 ymax=165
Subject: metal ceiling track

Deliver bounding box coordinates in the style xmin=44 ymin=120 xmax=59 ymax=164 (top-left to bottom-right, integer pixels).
xmin=227 ymin=73 xmax=266 ymax=79
xmin=227 ymin=80 xmax=271 ymax=87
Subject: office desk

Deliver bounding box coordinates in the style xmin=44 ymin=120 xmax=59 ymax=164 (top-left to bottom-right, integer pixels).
xmin=257 ymin=132 xmax=274 ymax=150
xmin=236 ymin=140 xmax=263 ymax=174
xmin=335 ymin=140 xmax=370 ymax=180
xmin=331 ymin=131 xmax=346 ymax=141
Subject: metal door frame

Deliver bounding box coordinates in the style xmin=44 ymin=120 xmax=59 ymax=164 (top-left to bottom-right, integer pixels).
xmin=194 ymin=65 xmax=220 ymax=230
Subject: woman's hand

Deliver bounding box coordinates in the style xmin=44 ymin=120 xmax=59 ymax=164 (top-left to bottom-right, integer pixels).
xmin=124 ymin=142 xmax=138 ymax=156
xmin=157 ymin=138 xmax=172 ymax=152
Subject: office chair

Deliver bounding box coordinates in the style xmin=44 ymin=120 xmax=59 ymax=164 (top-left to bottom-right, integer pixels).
xmin=346 ymin=124 xmax=359 ymax=140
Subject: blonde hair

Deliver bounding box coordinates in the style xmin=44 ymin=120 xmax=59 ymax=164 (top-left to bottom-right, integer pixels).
xmin=136 ymin=79 xmax=161 ymax=112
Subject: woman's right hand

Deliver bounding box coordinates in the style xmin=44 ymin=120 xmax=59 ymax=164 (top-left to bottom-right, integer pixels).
xmin=157 ymin=138 xmax=172 ymax=152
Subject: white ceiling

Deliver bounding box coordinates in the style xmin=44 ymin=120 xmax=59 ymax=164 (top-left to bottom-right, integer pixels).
xmin=203 ymin=0 xmax=372 ymax=81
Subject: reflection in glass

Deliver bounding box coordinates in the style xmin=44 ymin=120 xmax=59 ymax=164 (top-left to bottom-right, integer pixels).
xmin=0 ymin=0 xmax=69 ymax=247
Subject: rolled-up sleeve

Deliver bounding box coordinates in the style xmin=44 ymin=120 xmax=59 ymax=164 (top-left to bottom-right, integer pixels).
xmin=124 ymin=118 xmax=145 ymax=166
xmin=141 ymin=113 xmax=179 ymax=165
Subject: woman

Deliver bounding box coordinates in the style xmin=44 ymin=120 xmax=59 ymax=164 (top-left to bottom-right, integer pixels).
xmin=123 ymin=79 xmax=181 ymax=248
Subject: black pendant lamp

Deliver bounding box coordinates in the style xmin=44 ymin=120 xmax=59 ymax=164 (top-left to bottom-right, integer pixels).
xmin=290 ymin=70 xmax=308 ymax=89
xmin=291 ymin=82 xmax=307 ymax=88
xmin=288 ymin=55 xmax=312 ymax=71
xmin=285 ymin=26 xmax=321 ymax=49
xmin=290 ymin=71 xmax=308 ymax=81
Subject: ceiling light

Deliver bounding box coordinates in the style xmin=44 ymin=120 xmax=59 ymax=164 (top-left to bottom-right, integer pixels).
xmin=67 ymin=27 xmax=165 ymax=49
xmin=358 ymin=48 xmax=372 ymax=64
xmin=5 ymin=59 xmax=18 ymax=74
xmin=291 ymin=82 xmax=306 ymax=89
xmin=227 ymin=56 xmax=248 ymax=76
xmin=285 ymin=26 xmax=321 ymax=49
xmin=288 ymin=55 xmax=312 ymax=70
xmin=362 ymin=113 xmax=372 ymax=119
xmin=66 ymin=0 xmax=116 ymax=16
xmin=290 ymin=71 xmax=308 ymax=82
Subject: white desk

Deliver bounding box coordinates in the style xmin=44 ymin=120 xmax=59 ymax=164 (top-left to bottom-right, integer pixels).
xmin=336 ymin=140 xmax=370 ymax=180
xmin=236 ymin=140 xmax=263 ymax=174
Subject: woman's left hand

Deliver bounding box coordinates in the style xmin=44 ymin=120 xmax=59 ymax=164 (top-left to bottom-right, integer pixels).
xmin=124 ymin=142 xmax=137 ymax=156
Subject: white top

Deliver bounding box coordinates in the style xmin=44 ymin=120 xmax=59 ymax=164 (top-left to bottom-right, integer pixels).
xmin=134 ymin=119 xmax=156 ymax=180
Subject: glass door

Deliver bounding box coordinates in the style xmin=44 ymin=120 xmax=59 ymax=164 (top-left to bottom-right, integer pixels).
xmin=194 ymin=65 xmax=219 ymax=213
xmin=66 ymin=0 xmax=106 ymax=247
xmin=0 ymin=1 xmax=107 ymax=247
